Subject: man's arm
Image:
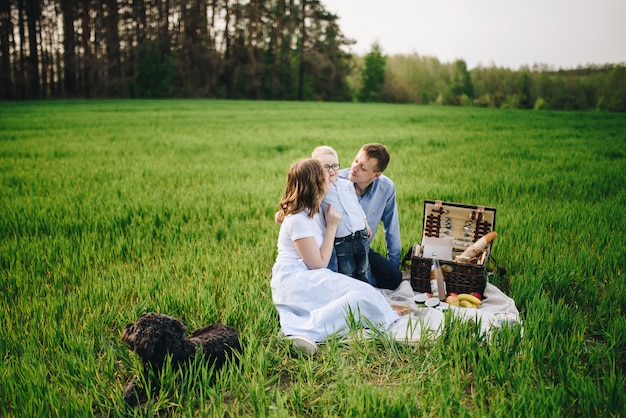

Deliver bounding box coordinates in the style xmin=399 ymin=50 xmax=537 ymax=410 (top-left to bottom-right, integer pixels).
xmin=381 ymin=187 xmax=401 ymax=266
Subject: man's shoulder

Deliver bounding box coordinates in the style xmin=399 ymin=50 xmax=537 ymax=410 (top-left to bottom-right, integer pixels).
xmin=373 ymin=174 xmax=396 ymax=191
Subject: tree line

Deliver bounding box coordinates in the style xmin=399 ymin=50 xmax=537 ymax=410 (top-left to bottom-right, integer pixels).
xmin=1 ymin=0 xmax=353 ymax=101
xmin=1 ymin=0 xmax=625 ymax=112
xmin=356 ymin=43 xmax=626 ymax=112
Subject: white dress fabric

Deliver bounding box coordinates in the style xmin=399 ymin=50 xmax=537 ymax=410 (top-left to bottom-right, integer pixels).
xmin=271 ymin=210 xmax=399 ymax=342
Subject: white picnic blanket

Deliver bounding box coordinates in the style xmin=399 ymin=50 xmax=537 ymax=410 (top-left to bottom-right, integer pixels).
xmin=380 ymin=280 xmax=521 ymax=342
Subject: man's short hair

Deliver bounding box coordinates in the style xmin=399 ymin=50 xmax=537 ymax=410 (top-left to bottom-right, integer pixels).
xmin=362 ymin=143 xmax=390 ymax=172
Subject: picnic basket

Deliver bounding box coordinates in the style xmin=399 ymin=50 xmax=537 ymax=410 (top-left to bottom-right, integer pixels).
xmin=409 ymin=200 xmax=497 ymax=295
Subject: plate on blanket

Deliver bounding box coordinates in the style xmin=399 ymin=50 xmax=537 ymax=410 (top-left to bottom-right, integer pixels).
xmin=415 ymin=293 xmax=429 ymax=303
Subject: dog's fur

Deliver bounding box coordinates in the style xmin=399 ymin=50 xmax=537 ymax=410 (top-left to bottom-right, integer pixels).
xmin=121 ymin=312 xmax=241 ymax=406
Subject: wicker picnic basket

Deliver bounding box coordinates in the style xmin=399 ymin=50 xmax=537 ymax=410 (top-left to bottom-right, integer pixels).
xmin=409 ymin=200 xmax=497 ymax=295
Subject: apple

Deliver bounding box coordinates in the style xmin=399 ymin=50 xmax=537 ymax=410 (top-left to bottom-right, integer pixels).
xmin=425 ymin=293 xmax=432 ymax=298
xmin=449 ymin=292 xmax=458 ymax=297
xmin=471 ymin=291 xmax=482 ymax=300
xmin=445 ymin=295 xmax=460 ymax=306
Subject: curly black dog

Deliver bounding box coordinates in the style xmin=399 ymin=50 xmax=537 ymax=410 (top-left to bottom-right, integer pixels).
xmin=121 ymin=312 xmax=241 ymax=406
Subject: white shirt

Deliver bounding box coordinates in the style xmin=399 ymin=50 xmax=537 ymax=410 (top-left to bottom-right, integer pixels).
xmin=276 ymin=210 xmax=325 ymax=264
xmin=322 ymin=178 xmax=367 ymax=238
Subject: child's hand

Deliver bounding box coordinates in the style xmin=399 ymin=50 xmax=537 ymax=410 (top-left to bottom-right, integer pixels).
xmin=275 ymin=211 xmax=284 ymax=224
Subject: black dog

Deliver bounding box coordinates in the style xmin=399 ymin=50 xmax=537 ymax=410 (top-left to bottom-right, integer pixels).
xmin=121 ymin=312 xmax=241 ymax=406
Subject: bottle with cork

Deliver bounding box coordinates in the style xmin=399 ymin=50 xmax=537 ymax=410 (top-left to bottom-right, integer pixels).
xmin=430 ymin=252 xmax=446 ymax=301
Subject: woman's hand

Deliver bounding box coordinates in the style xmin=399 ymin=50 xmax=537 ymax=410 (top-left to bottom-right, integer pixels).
xmin=325 ymin=204 xmax=341 ymax=228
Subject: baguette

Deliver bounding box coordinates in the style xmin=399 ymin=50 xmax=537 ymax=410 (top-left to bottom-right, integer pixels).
xmin=455 ymin=231 xmax=497 ymax=263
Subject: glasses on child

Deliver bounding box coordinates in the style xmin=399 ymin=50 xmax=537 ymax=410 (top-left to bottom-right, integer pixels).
xmin=323 ymin=163 xmax=340 ymax=172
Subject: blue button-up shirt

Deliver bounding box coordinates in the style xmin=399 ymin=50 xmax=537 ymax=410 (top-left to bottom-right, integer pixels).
xmin=338 ymin=169 xmax=401 ymax=266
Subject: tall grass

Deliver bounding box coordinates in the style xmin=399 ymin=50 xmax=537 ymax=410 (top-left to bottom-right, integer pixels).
xmin=1 ymin=100 xmax=624 ymax=417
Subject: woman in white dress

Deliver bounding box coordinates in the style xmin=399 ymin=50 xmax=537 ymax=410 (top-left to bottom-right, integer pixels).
xmin=271 ymin=158 xmax=398 ymax=352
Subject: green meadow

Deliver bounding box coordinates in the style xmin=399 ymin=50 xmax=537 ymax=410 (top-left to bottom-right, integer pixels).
xmin=1 ymin=100 xmax=624 ymax=417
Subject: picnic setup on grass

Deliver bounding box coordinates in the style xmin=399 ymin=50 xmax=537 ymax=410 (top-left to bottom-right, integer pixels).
xmin=381 ymin=200 xmax=521 ymax=342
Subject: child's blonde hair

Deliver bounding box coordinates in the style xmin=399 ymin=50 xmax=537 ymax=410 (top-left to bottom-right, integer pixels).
xmin=311 ymin=145 xmax=338 ymax=159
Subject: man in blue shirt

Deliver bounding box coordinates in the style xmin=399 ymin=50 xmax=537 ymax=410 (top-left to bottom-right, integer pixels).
xmin=338 ymin=143 xmax=402 ymax=290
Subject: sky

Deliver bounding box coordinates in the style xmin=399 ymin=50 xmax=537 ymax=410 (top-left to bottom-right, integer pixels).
xmin=321 ymin=0 xmax=626 ymax=70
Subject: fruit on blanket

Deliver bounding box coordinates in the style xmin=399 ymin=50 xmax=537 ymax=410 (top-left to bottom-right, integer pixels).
xmin=458 ymin=293 xmax=482 ymax=306
xmin=471 ymin=291 xmax=482 ymax=300
xmin=459 ymin=300 xmax=478 ymax=308
xmin=449 ymin=292 xmax=458 ymax=297
xmin=445 ymin=295 xmax=460 ymax=306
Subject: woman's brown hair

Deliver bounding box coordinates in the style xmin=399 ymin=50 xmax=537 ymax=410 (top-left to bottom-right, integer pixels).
xmin=278 ymin=158 xmax=326 ymax=218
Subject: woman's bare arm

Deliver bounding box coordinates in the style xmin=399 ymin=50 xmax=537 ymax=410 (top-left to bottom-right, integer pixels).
xmin=294 ymin=205 xmax=340 ymax=269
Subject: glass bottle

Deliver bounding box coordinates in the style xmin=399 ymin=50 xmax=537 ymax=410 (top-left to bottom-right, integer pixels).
xmin=430 ymin=253 xmax=446 ymax=301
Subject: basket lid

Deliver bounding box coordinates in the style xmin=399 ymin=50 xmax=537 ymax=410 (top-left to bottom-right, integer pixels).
xmin=421 ymin=200 xmax=497 ymax=253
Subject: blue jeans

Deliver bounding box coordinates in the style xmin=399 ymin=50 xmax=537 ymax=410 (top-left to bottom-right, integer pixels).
xmin=334 ymin=229 xmax=372 ymax=285
xmin=368 ymin=249 xmax=402 ymax=290
xmin=328 ymin=250 xmax=339 ymax=272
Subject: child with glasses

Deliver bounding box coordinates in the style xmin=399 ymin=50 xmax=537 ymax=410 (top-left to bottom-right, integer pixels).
xmin=311 ymin=146 xmax=373 ymax=284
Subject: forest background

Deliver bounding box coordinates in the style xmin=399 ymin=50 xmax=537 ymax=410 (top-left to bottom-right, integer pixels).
xmin=1 ymin=0 xmax=625 ymax=112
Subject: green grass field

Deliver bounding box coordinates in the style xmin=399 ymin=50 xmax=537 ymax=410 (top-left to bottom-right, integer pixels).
xmin=1 ymin=100 xmax=625 ymax=417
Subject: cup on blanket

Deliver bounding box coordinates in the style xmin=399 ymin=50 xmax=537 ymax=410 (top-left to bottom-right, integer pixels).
xmin=490 ymin=312 xmax=518 ymax=328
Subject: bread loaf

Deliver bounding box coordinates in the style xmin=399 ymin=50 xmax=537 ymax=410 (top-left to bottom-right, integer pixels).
xmin=455 ymin=231 xmax=497 ymax=263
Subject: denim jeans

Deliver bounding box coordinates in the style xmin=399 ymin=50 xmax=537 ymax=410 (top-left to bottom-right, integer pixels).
xmin=334 ymin=229 xmax=372 ymax=284
xmin=368 ymin=249 xmax=402 ymax=290
xmin=328 ymin=249 xmax=338 ymax=272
